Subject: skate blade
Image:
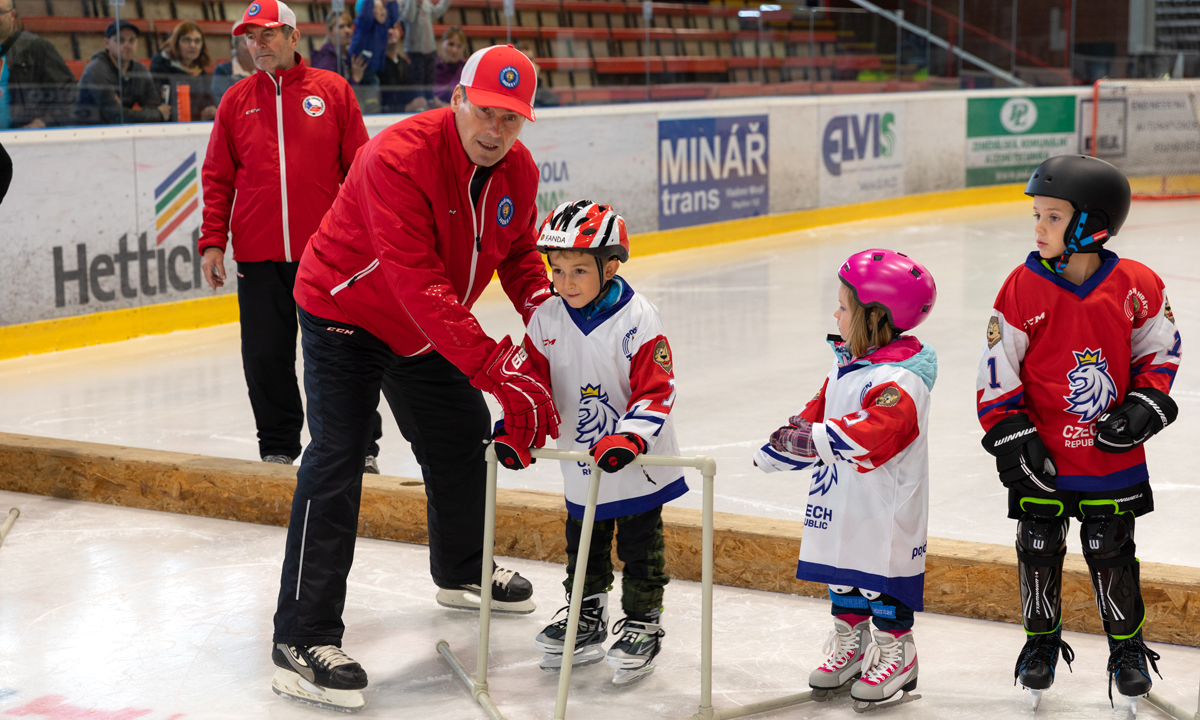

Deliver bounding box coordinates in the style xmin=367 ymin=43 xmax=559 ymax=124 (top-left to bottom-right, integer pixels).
xmin=538 ymin=646 xmax=606 ymax=672
xmin=612 ymin=664 xmax=656 ymax=686
xmin=271 ymin=668 xmax=365 ymax=713
xmin=1128 ymin=695 xmax=1142 ymax=716
xmin=811 ymin=676 xmax=858 ymax=702
xmin=851 ymin=691 xmax=921 ymax=714
xmin=436 ymin=588 xmax=536 ymax=615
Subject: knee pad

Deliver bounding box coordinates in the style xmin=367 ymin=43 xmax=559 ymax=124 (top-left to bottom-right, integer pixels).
xmin=1080 ymin=512 xmax=1143 ymax=637
xmin=1080 ymin=512 xmax=1136 ymax=561
xmin=1017 ymin=511 xmax=1068 ymax=558
xmin=1015 ymin=512 xmax=1068 ymax=633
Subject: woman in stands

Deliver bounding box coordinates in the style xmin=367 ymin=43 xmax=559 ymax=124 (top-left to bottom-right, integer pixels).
xmin=311 ymin=10 xmax=371 ymax=87
xmin=150 ymin=21 xmax=217 ymax=121
xmin=431 ymin=25 xmax=465 ymax=107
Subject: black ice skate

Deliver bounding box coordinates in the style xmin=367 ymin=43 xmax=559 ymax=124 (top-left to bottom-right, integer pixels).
xmin=535 ymin=593 xmax=609 ymax=671
xmin=1106 ymin=630 xmax=1161 ymax=715
xmin=606 ymin=611 xmax=665 ymax=686
xmin=271 ymin=643 xmax=368 ymax=713
xmin=1014 ymin=626 xmax=1075 ymax=710
xmin=436 ymin=566 xmax=536 ymax=614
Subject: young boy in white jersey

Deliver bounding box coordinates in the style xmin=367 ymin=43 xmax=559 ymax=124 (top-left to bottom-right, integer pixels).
xmin=977 ymin=155 xmax=1181 ymax=711
xmin=493 ymin=200 xmax=685 ymax=685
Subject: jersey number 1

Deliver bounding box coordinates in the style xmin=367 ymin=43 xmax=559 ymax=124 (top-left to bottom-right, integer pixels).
xmin=987 ymin=357 xmax=1001 ymax=389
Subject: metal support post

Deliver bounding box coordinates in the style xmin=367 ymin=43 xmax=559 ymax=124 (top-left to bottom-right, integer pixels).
xmin=0 ymin=508 xmax=18 ymax=548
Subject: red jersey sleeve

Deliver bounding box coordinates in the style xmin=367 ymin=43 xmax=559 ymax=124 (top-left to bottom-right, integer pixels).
xmin=976 ymin=267 xmax=1029 ymax=432
xmin=616 ymin=335 xmax=677 ymax=442
xmin=812 ymin=382 xmax=920 ymax=473
xmin=1129 ymin=271 xmax=1181 ymax=394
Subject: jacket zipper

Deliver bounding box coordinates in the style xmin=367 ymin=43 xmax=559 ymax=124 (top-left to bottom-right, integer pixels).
xmin=464 ymin=167 xmax=494 ymax=302
xmin=330 ymin=259 xmax=380 ymax=295
xmin=271 ymin=73 xmax=292 ymax=263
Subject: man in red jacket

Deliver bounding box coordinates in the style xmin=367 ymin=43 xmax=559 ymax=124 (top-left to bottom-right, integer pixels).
xmin=199 ymin=0 xmax=385 ymax=471
xmin=268 ymin=45 xmax=557 ymax=711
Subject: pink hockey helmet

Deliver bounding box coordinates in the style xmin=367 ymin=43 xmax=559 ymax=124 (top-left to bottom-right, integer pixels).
xmin=838 ymin=249 xmax=937 ymax=332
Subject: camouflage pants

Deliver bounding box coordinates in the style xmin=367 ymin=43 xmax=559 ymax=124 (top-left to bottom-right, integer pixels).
xmin=563 ymin=505 xmax=667 ymax=615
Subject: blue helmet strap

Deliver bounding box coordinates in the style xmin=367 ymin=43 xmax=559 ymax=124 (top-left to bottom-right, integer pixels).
xmin=1054 ymin=211 xmax=1110 ymax=274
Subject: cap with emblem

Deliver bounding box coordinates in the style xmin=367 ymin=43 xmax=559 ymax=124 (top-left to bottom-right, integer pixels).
xmin=459 ymin=45 xmax=538 ymax=122
xmin=233 ymin=0 xmax=298 ymax=35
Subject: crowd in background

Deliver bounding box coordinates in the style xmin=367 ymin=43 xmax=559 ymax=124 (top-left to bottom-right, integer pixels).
xmin=0 ymin=0 xmax=557 ymax=129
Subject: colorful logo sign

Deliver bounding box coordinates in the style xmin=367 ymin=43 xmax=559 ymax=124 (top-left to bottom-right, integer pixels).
xmin=154 ymin=152 xmax=200 ymax=245
xmin=499 ymin=66 xmax=520 ymax=89
xmin=247 ymin=2 xmax=261 ymax=15
xmin=657 ymin=114 xmax=769 ymax=231
xmin=302 ymin=95 xmax=326 ymax=117
xmin=496 ymin=196 xmax=514 ymax=226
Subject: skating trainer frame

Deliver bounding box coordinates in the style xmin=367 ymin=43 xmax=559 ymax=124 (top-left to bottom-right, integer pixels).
xmin=437 ymin=445 xmax=818 ymax=720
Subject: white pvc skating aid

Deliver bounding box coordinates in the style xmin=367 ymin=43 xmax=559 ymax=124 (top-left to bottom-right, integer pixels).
xmin=270 ymin=668 xmax=366 ymax=713
xmin=0 ymin=508 xmax=19 ymax=548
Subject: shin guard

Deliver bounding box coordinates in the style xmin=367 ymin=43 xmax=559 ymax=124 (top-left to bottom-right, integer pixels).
xmin=1015 ymin=509 xmax=1069 ymax=634
xmin=1081 ymin=511 xmax=1143 ymax=637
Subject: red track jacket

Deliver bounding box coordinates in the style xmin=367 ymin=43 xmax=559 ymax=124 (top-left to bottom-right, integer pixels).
xmin=293 ymin=108 xmax=552 ymax=377
xmin=200 ymin=55 xmax=368 ymax=263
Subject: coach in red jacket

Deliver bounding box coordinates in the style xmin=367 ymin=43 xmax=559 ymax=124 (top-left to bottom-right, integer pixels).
xmin=199 ymin=0 xmax=386 ymax=470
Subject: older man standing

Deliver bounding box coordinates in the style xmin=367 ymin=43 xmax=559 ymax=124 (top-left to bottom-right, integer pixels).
xmin=200 ymin=0 xmax=387 ymax=471
xmin=268 ymin=45 xmax=555 ymax=711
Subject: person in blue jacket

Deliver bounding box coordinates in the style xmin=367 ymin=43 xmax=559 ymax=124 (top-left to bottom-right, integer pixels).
xmin=350 ymin=0 xmax=399 ymax=75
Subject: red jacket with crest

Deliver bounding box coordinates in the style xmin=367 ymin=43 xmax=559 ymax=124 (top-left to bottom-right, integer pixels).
xmin=293 ymin=107 xmax=552 ymax=376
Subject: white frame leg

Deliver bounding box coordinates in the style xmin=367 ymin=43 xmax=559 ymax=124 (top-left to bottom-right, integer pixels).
xmin=0 ymin=507 xmax=19 ymax=548
xmin=1145 ymin=685 xmax=1200 ymax=720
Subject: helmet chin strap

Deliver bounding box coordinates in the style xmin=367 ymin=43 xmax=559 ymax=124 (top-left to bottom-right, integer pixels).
xmin=1054 ymin=210 xmax=1111 ymax=274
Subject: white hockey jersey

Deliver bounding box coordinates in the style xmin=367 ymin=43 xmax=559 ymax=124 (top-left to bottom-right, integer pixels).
xmin=524 ymin=277 xmax=687 ymax=521
xmin=755 ymin=336 xmax=936 ymax=612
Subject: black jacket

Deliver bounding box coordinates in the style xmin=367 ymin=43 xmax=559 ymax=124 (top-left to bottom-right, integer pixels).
xmin=76 ymin=49 xmax=165 ymax=124
xmin=0 ymin=30 xmax=77 ymax=127
xmin=149 ymin=51 xmax=216 ymax=121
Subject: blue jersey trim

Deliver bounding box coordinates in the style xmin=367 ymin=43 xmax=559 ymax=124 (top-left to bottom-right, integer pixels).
xmin=796 ymin=560 xmax=925 ymax=613
xmin=566 ymin=476 xmax=688 ymax=521
xmin=1024 ymin=249 xmax=1119 ymax=299
xmin=978 ymin=391 xmax=1026 ymax=419
xmin=562 ymin=276 xmax=636 ymax=336
xmin=760 ymin=444 xmax=817 ymax=469
xmin=1056 ymin=462 xmax=1149 ymax=492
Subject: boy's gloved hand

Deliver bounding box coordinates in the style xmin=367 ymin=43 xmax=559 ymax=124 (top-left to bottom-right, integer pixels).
xmin=981 ymin=413 xmax=1058 ymax=494
xmin=1095 ymin=387 xmax=1177 ymax=453
xmin=492 ymin=421 xmax=534 ymax=470
xmin=590 ymin=432 xmax=646 ymax=473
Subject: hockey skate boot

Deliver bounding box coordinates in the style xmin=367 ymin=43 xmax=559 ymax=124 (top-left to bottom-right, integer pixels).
xmin=849 ymin=629 xmax=920 ymax=713
xmin=1106 ymin=630 xmax=1161 ymax=714
xmin=809 ymin=617 xmax=869 ymax=700
xmin=606 ymin=610 xmax=665 ymax=686
xmin=536 ymin=593 xmax=609 ymax=672
xmin=436 ymin=566 xmax=536 ymax=614
xmin=271 ymin=643 xmax=368 ymax=713
xmin=1014 ymin=626 xmax=1075 ymax=710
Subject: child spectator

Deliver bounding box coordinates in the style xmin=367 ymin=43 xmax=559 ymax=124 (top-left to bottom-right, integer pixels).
xmin=431 ymin=25 xmax=464 ymax=106
xmin=401 ymin=0 xmax=450 ymax=100
xmin=349 ymin=0 xmax=399 ymax=75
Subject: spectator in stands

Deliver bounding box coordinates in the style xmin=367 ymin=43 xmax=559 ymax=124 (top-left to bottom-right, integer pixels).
xmin=77 ymin=20 xmax=168 ymax=124
xmin=151 ymin=21 xmax=218 ymax=121
xmin=431 ymin=25 xmax=464 ymax=106
xmin=514 ymin=41 xmax=559 ymax=109
xmin=401 ymin=0 xmax=449 ymax=101
xmin=211 ymin=34 xmax=253 ymax=106
xmin=200 ymin=0 xmax=383 ymax=471
xmin=312 ymin=10 xmax=372 ymax=87
xmin=349 ymin=0 xmax=398 ymax=75
xmin=0 ymin=0 xmax=78 ymax=128
xmin=379 ymin=23 xmax=426 ymax=113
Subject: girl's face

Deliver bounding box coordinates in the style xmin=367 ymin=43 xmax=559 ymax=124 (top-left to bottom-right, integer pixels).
xmin=1032 ymin=195 xmax=1074 ymax=259
xmin=835 ymin=284 xmax=853 ymax=339
xmin=441 ymin=34 xmax=464 ymax=63
xmin=548 ymin=252 xmax=617 ymax=309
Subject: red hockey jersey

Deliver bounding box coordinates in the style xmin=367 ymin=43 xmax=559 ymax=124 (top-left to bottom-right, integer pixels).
xmin=976 ymin=250 xmax=1181 ymax=491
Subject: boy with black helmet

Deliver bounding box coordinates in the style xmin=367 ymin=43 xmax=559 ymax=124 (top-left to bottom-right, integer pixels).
xmin=977 ymin=155 xmax=1182 ymax=712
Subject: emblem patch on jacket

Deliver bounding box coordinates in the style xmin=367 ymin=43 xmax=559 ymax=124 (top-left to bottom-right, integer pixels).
xmin=497 ymin=196 xmax=514 ymax=226
xmin=575 ymin=384 xmax=619 ymax=448
xmin=986 ymin=316 xmax=1001 ymax=349
xmin=1165 ymin=296 xmax=1175 ymax=324
xmin=652 ymin=340 xmax=672 ymax=373
xmin=875 ymin=386 xmax=901 ymax=407
xmin=1064 ymin=348 xmax=1118 ymax=423
xmin=302 ymin=96 xmax=326 ymax=117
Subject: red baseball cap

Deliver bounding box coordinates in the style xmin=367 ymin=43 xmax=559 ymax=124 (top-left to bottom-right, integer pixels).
xmin=460 ymin=45 xmax=538 ymax=122
xmin=233 ymin=0 xmax=298 ymax=35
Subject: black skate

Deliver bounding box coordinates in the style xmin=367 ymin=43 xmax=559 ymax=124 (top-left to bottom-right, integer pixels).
xmin=1106 ymin=631 xmax=1161 ymax=714
xmin=536 ymin=593 xmax=609 ymax=671
xmin=436 ymin=566 xmax=536 ymax=614
xmin=606 ymin=611 xmax=665 ymax=686
xmin=1014 ymin=627 xmax=1074 ymax=710
xmin=271 ymin=643 xmax=368 ymax=713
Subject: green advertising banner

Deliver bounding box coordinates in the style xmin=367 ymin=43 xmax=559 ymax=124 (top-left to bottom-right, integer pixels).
xmin=965 ymin=95 xmax=1078 ymax=187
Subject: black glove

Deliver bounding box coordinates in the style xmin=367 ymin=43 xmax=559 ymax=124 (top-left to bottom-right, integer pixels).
xmin=492 ymin=421 xmax=534 ymax=470
xmin=1095 ymin=387 xmax=1178 ymax=453
xmin=982 ymin=413 xmax=1058 ymax=494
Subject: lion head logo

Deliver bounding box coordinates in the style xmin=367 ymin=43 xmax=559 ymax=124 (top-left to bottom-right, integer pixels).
xmin=809 ymin=463 xmax=839 ymax=497
xmin=1063 ymin=348 xmax=1119 ymax=424
xmin=575 ymin=384 xmax=620 ymax=449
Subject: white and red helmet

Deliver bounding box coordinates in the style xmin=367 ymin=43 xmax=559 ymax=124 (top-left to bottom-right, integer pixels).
xmin=536 ymin=200 xmax=629 ymax=262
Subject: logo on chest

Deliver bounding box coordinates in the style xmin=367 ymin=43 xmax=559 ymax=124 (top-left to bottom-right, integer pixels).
xmin=576 ymin=384 xmax=620 ymax=450
xmin=1064 ymin=348 xmax=1118 ymax=424
xmin=302 ymin=95 xmax=326 ymax=117
xmin=1124 ymin=288 xmax=1149 ymax=321
xmin=496 ymin=196 xmax=515 ymax=227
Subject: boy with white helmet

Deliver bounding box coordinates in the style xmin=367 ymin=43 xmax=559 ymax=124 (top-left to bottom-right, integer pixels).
xmin=494 ymin=199 xmax=686 ymax=685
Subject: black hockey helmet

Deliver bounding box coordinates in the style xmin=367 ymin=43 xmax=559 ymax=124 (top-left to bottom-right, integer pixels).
xmin=1025 ymin=155 xmax=1131 ymax=273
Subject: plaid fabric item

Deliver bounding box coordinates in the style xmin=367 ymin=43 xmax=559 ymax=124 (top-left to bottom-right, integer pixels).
xmin=563 ymin=506 xmax=668 ymax=614
xmin=770 ymin=415 xmax=817 ymax=457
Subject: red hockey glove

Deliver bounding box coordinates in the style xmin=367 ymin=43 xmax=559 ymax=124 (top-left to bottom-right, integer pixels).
xmin=590 ymin=432 xmax=647 ymax=473
xmin=492 ymin=421 xmax=534 ymax=470
xmin=471 ymin=337 xmax=560 ymax=451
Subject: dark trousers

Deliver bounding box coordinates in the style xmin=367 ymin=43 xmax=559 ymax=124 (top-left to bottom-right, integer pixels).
xmin=236 ymin=261 xmax=380 ymax=460
xmin=564 ymin=506 xmax=668 ymax=616
xmin=409 ymin=52 xmax=435 ymax=100
xmin=829 ymin=586 xmax=914 ymax=632
xmin=273 ymin=309 xmax=491 ymax=646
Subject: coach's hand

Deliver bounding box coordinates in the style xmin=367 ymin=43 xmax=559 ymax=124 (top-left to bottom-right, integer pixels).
xmin=472 ymin=337 xmax=560 ymax=450
xmin=981 ymin=413 xmax=1058 ymax=494
xmin=201 ymin=247 xmax=226 ymax=290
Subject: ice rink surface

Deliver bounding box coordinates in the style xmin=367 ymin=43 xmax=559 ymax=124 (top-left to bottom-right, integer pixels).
xmin=3 ymin=200 xmax=1200 ymax=718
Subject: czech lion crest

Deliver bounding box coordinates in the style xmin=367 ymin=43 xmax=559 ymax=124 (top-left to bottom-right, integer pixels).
xmin=576 ymin=384 xmax=620 ymax=448
xmin=1063 ymin=348 xmax=1119 ymax=423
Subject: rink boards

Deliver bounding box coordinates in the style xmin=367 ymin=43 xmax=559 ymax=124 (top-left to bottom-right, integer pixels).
xmin=4 ymin=431 xmax=1199 ymax=648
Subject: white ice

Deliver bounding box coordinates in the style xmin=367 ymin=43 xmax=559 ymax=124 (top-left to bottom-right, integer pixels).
xmin=3 ymin=200 xmax=1200 ymax=719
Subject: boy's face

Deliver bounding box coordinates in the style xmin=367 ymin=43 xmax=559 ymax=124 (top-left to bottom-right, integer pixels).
xmin=1032 ymin=195 xmax=1075 ymax=259
xmin=548 ymin=252 xmax=619 ymax=309
xmin=835 ymin=284 xmax=852 ymax=339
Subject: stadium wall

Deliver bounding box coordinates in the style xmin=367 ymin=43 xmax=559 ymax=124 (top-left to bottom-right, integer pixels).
xmin=1 ymin=86 xmax=1089 ymax=357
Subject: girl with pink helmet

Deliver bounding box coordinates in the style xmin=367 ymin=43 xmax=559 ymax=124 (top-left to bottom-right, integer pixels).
xmin=754 ymin=248 xmax=937 ymax=712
